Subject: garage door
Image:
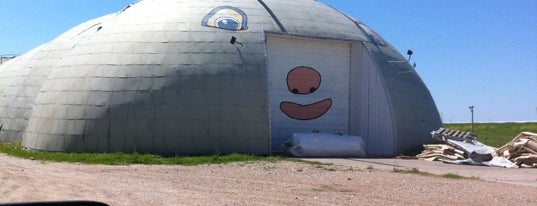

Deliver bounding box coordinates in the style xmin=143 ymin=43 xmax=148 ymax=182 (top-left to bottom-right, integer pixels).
xmin=266 ymin=35 xmax=351 ymax=151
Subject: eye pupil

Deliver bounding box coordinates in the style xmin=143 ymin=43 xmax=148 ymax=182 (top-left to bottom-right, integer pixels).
xmin=217 ymin=19 xmax=239 ymax=30
xmin=309 ymin=87 xmax=317 ymax=93
xmin=291 ymin=89 xmax=299 ymax=94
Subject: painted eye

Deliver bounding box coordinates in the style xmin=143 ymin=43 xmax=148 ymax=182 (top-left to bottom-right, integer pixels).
xmin=215 ymin=17 xmax=240 ymax=30
xmin=202 ymin=6 xmax=248 ymax=31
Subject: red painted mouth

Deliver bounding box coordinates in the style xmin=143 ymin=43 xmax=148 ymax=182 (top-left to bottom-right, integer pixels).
xmin=280 ymin=99 xmax=332 ymax=120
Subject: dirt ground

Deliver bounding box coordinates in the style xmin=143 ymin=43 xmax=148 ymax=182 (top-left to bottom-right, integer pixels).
xmin=1 ymin=154 xmax=536 ymax=206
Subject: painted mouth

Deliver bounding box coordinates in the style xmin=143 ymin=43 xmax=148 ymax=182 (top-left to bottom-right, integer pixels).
xmin=280 ymin=99 xmax=332 ymax=120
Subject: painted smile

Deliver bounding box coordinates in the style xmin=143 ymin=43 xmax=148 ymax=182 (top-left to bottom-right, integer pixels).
xmin=280 ymin=98 xmax=332 ymax=120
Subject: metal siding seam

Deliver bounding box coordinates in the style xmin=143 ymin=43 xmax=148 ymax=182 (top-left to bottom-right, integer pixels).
xmin=263 ymin=33 xmax=273 ymax=154
xmin=347 ymin=43 xmax=353 ymax=135
xmin=256 ymin=0 xmax=287 ymax=33
xmin=320 ymin=2 xmax=370 ymax=43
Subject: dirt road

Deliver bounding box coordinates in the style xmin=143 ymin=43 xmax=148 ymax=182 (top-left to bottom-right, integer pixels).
xmin=1 ymin=154 xmax=535 ymax=205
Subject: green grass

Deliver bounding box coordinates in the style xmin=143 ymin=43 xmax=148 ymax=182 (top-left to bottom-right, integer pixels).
xmin=393 ymin=167 xmax=430 ymax=176
xmin=2 ymin=122 xmax=535 ymax=164
xmin=393 ymin=167 xmax=480 ymax=180
xmin=441 ymin=173 xmax=464 ymax=179
xmin=441 ymin=173 xmax=480 ymax=180
xmin=0 ymin=141 xmax=282 ymax=165
xmin=444 ymin=122 xmax=537 ymax=147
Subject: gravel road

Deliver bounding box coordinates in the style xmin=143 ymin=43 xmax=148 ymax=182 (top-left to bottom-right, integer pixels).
xmin=1 ymin=154 xmax=535 ymax=205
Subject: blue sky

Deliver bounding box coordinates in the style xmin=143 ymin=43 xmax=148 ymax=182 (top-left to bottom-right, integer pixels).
xmin=1 ymin=0 xmax=535 ymax=123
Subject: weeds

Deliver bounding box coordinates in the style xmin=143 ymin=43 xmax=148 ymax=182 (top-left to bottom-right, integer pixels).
xmin=313 ymin=164 xmax=338 ymax=171
xmin=392 ymin=166 xmax=480 ymax=180
xmin=441 ymin=173 xmax=480 ymax=180
xmin=393 ymin=167 xmax=430 ymax=176
xmin=441 ymin=173 xmax=464 ymax=179
xmin=0 ymin=141 xmax=283 ymax=165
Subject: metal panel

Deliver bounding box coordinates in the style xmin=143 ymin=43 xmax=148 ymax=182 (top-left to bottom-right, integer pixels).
xmin=350 ymin=43 xmax=396 ymax=156
xmin=261 ymin=0 xmax=367 ymax=41
xmin=266 ymin=34 xmax=351 ymax=151
xmin=0 ymin=15 xmax=113 ymax=142
xmin=20 ymin=0 xmax=275 ymax=155
xmin=371 ymin=49 xmax=442 ymax=155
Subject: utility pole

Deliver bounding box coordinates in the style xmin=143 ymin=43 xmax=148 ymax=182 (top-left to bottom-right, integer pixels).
xmin=469 ymin=105 xmax=475 ymax=134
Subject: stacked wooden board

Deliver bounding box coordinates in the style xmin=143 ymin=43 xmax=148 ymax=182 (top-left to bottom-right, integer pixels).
xmin=417 ymin=128 xmax=537 ymax=168
xmin=496 ymin=132 xmax=537 ymax=168
xmin=416 ymin=144 xmax=466 ymax=161
xmin=417 ymin=128 xmax=476 ymax=162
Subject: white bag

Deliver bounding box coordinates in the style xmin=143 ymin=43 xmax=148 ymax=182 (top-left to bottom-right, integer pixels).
xmin=283 ymin=133 xmax=366 ymax=157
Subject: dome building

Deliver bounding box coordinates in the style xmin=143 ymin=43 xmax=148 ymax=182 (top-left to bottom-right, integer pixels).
xmin=0 ymin=0 xmax=441 ymax=156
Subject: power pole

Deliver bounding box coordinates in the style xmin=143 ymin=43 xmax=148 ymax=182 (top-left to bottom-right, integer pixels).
xmin=469 ymin=105 xmax=475 ymax=134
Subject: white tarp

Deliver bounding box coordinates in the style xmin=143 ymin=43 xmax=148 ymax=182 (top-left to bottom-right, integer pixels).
xmin=283 ymin=133 xmax=366 ymax=157
xmin=445 ymin=155 xmax=517 ymax=168
xmin=430 ymin=128 xmax=518 ymax=168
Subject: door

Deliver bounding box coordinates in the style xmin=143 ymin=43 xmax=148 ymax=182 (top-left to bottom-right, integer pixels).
xmin=266 ymin=35 xmax=351 ymax=151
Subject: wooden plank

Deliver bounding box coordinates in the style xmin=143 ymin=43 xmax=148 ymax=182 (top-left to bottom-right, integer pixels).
xmin=436 ymin=128 xmax=446 ymax=134
xmin=453 ymin=131 xmax=461 ymax=137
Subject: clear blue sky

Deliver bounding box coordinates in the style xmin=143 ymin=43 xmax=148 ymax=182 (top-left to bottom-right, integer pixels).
xmin=1 ymin=0 xmax=535 ymax=123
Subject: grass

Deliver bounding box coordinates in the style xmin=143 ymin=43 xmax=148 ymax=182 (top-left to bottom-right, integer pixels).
xmin=1 ymin=122 xmax=535 ymax=165
xmin=441 ymin=173 xmax=465 ymax=179
xmin=392 ymin=167 xmax=480 ymax=180
xmin=444 ymin=122 xmax=537 ymax=147
xmin=301 ymin=161 xmax=340 ymax=171
xmin=0 ymin=141 xmax=282 ymax=165
xmin=441 ymin=173 xmax=480 ymax=180
xmin=393 ymin=167 xmax=429 ymax=176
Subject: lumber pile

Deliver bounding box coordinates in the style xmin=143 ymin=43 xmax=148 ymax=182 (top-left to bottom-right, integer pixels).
xmin=496 ymin=132 xmax=537 ymax=168
xmin=416 ymin=144 xmax=466 ymax=162
xmin=416 ymin=128 xmax=476 ymax=162
xmin=417 ymin=128 xmax=537 ymax=168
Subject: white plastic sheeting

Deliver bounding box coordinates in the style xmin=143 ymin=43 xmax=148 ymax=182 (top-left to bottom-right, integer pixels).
xmin=430 ymin=128 xmax=518 ymax=168
xmin=283 ymin=133 xmax=366 ymax=157
xmin=445 ymin=156 xmax=517 ymax=168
